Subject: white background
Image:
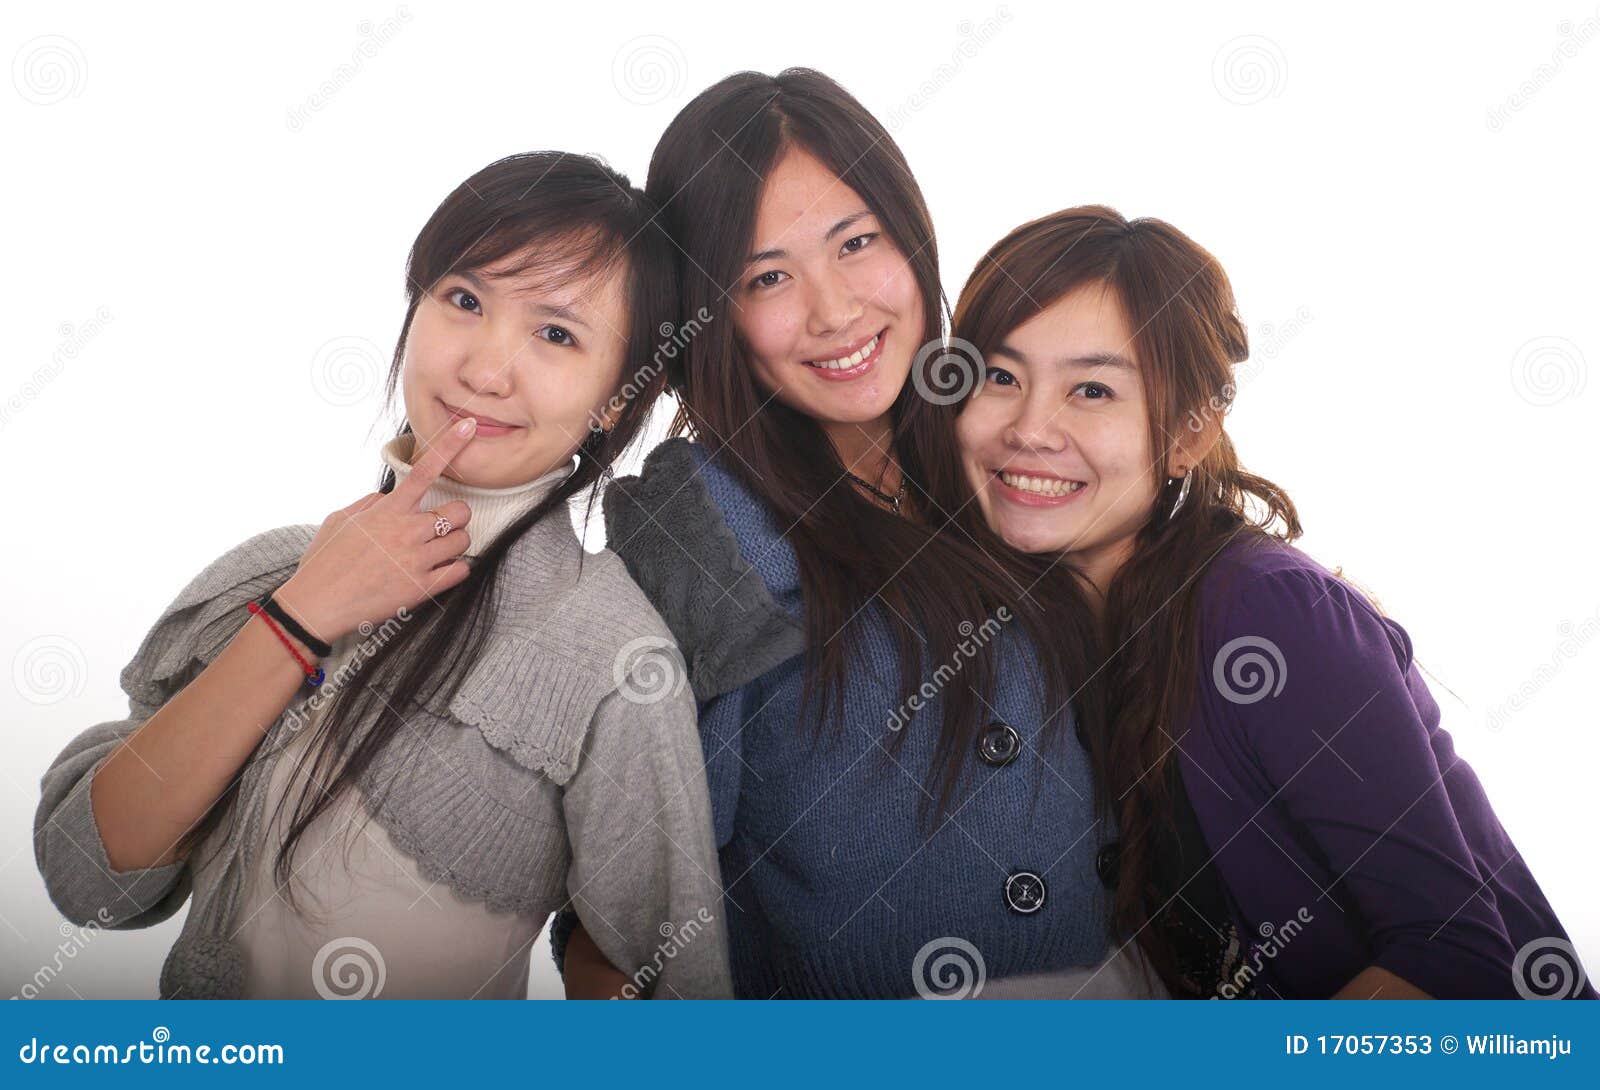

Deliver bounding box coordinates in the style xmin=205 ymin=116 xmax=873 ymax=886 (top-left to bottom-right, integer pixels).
xmin=3 ymin=0 xmax=1596 ymax=999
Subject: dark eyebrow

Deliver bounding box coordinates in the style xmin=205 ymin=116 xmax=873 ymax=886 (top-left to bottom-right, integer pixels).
xmin=989 ymin=343 xmax=1136 ymax=371
xmin=450 ymin=270 xmax=591 ymax=332
xmin=747 ymin=210 xmax=875 ymax=264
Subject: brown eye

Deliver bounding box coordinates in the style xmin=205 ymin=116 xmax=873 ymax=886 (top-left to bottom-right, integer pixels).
xmin=840 ymin=233 xmax=877 ymax=255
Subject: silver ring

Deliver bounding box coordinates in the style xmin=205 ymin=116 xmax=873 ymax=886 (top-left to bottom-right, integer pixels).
xmin=432 ymin=512 xmax=454 ymax=538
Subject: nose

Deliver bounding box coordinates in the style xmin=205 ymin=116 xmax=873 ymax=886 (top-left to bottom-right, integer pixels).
xmin=805 ymin=266 xmax=865 ymax=339
xmin=456 ymin=325 xmax=519 ymax=399
xmin=1004 ymin=388 xmax=1069 ymax=453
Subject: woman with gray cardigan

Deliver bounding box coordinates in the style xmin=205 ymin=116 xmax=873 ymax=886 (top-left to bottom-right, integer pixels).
xmin=33 ymin=151 xmax=729 ymax=1000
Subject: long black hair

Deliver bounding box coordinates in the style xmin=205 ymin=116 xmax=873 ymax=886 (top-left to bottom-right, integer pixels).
xmin=177 ymin=152 xmax=679 ymax=891
xmin=647 ymin=70 xmax=1103 ymax=816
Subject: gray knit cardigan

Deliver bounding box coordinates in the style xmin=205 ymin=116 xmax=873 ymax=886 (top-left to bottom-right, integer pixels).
xmin=34 ymin=508 xmax=732 ymax=999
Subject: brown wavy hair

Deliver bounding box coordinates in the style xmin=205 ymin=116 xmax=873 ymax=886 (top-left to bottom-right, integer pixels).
xmin=953 ymin=206 xmax=1301 ymax=993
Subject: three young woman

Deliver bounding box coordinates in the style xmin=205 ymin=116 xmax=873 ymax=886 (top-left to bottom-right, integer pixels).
xmin=37 ymin=71 xmax=1589 ymax=1001
xmin=35 ymin=152 xmax=729 ymax=998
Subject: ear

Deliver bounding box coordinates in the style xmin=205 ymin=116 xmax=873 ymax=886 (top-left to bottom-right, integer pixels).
xmin=588 ymin=403 xmax=619 ymax=434
xmin=1169 ymin=408 xmax=1223 ymax=478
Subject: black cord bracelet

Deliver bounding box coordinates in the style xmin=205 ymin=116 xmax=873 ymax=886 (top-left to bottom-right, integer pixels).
xmin=257 ymin=591 xmax=333 ymax=658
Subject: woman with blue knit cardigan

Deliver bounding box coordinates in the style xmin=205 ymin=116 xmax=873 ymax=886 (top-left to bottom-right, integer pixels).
xmin=555 ymin=69 xmax=1150 ymax=1000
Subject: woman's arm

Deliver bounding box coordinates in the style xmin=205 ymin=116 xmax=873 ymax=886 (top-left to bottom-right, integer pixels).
xmin=1210 ymin=566 xmax=1519 ymax=996
xmin=1333 ymin=966 xmax=1432 ymax=999
xmin=90 ymin=605 xmax=326 ymax=870
xmin=87 ymin=419 xmax=483 ymax=872
xmin=561 ymin=685 xmax=732 ymax=998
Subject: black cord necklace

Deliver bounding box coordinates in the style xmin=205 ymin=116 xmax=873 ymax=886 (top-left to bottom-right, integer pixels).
xmin=843 ymin=468 xmax=908 ymax=513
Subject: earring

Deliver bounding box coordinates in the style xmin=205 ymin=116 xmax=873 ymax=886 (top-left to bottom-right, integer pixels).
xmin=580 ymin=422 xmax=608 ymax=459
xmin=1166 ymin=467 xmax=1193 ymax=522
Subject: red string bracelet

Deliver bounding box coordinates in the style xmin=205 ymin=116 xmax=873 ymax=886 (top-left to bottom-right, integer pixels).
xmin=247 ymin=601 xmax=326 ymax=687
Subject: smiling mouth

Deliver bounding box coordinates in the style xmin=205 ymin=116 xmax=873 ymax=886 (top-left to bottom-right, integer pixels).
xmin=803 ymin=328 xmax=886 ymax=373
xmin=995 ymin=470 xmax=1087 ymax=498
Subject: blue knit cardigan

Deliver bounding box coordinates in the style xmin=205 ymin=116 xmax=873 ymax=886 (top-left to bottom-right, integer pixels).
xmin=557 ymin=438 xmax=1115 ymax=998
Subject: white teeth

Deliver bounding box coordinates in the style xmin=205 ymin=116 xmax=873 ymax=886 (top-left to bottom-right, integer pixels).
xmin=999 ymin=471 xmax=1085 ymax=497
xmin=808 ymin=334 xmax=878 ymax=370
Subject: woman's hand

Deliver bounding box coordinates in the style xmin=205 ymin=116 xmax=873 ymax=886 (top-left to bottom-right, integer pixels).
xmin=275 ymin=418 xmax=480 ymax=643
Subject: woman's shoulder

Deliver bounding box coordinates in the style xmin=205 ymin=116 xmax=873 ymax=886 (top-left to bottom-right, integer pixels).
xmin=598 ymin=437 xmax=804 ymax=701
xmin=1196 ymin=533 xmax=1415 ymax=696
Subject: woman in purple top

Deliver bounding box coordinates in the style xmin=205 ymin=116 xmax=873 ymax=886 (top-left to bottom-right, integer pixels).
xmin=948 ymin=206 xmax=1593 ymax=1000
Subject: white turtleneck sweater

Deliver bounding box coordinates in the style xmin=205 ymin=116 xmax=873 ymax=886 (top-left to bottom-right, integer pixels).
xmin=379 ymin=432 xmax=573 ymax=556
xmin=193 ymin=436 xmax=575 ymax=999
